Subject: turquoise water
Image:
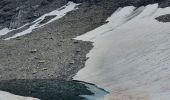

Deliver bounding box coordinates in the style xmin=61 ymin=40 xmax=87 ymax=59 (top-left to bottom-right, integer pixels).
xmin=80 ymin=82 xmax=108 ymax=100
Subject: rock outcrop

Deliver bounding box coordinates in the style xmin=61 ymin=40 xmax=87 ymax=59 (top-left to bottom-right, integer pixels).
xmin=0 ymin=0 xmax=67 ymax=29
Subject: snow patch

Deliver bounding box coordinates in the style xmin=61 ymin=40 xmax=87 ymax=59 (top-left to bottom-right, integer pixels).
xmin=0 ymin=91 xmax=39 ymax=100
xmin=74 ymin=3 xmax=170 ymax=100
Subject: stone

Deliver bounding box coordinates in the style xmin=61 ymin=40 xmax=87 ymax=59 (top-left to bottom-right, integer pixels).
xmin=32 ymin=70 xmax=38 ymax=74
xmin=69 ymin=60 xmax=75 ymax=64
xmin=42 ymin=68 xmax=48 ymax=71
xmin=34 ymin=56 xmax=39 ymax=60
xmin=76 ymin=48 xmax=81 ymax=52
xmin=58 ymin=44 xmax=62 ymax=46
xmin=30 ymin=49 xmax=37 ymax=53
xmin=38 ymin=60 xmax=46 ymax=64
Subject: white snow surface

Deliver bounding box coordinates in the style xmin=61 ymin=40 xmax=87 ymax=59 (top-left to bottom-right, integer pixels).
xmin=0 ymin=91 xmax=39 ymax=100
xmin=74 ymin=4 xmax=170 ymax=100
xmin=5 ymin=2 xmax=78 ymax=40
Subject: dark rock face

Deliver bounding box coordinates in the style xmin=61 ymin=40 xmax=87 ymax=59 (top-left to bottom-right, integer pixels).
xmin=0 ymin=0 xmax=68 ymax=29
xmin=159 ymin=0 xmax=170 ymax=7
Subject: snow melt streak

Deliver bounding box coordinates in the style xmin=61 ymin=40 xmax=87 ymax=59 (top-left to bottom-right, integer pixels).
xmin=4 ymin=2 xmax=78 ymax=40
xmin=74 ymin=4 xmax=170 ymax=100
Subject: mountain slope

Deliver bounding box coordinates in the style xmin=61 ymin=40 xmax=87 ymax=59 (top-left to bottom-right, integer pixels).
xmin=0 ymin=0 xmax=170 ymax=100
